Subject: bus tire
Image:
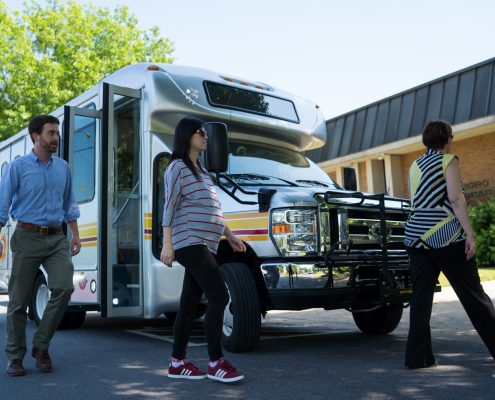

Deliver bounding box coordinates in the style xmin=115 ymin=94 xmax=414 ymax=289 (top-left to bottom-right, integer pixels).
xmin=30 ymin=274 xmax=86 ymax=330
xmin=30 ymin=274 xmax=50 ymax=327
xmin=220 ymin=262 xmax=261 ymax=353
xmin=352 ymin=304 xmax=404 ymax=334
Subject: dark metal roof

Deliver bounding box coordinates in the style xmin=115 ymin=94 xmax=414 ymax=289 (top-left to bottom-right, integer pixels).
xmin=307 ymin=57 xmax=495 ymax=162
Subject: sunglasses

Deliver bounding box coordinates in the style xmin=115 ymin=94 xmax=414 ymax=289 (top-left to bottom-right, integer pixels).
xmin=195 ymin=127 xmax=208 ymax=138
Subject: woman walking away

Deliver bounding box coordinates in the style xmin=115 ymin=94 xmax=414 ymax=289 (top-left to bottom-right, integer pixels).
xmin=160 ymin=116 xmax=246 ymax=382
xmin=404 ymin=120 xmax=495 ymax=369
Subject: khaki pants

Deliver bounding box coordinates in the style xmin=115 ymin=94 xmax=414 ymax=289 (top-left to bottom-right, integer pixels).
xmin=5 ymin=227 xmax=74 ymax=361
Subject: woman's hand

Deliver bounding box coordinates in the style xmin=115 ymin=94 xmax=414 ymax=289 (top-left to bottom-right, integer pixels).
xmin=160 ymin=246 xmax=174 ymax=267
xmin=161 ymin=227 xmax=174 ymax=267
xmin=227 ymin=235 xmax=246 ymax=253
xmin=465 ymin=234 xmax=476 ymax=260
xmin=223 ymin=225 xmax=246 ymax=253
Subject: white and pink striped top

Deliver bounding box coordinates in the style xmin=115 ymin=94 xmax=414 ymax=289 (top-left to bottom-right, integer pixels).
xmin=162 ymin=159 xmax=225 ymax=254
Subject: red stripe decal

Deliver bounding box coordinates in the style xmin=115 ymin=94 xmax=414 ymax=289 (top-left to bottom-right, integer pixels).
xmin=80 ymin=237 xmax=97 ymax=243
xmin=231 ymin=229 xmax=268 ymax=235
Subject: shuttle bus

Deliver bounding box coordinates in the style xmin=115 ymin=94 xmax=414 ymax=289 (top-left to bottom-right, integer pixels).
xmin=0 ymin=63 xmax=412 ymax=351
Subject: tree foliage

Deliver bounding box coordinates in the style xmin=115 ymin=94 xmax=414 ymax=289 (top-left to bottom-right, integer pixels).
xmin=0 ymin=0 xmax=174 ymax=139
xmin=469 ymin=197 xmax=495 ymax=268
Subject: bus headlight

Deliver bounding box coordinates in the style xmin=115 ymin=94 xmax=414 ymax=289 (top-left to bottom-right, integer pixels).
xmin=271 ymin=208 xmax=318 ymax=256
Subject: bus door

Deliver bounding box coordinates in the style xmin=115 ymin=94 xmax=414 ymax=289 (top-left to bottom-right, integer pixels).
xmin=0 ymin=147 xmax=10 ymax=272
xmin=101 ymin=83 xmax=143 ymax=317
xmin=63 ymin=105 xmax=100 ymax=304
xmin=0 ymin=138 xmax=26 ymax=275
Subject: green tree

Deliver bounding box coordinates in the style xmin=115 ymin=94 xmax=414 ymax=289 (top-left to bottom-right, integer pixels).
xmin=469 ymin=197 xmax=495 ymax=268
xmin=0 ymin=0 xmax=174 ymax=139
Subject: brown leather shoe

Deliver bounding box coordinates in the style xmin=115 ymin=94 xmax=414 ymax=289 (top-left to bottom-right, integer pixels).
xmin=31 ymin=347 xmax=52 ymax=372
xmin=6 ymin=359 xmax=26 ymax=377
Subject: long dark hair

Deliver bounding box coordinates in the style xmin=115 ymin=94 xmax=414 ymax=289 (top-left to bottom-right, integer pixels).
xmin=169 ymin=116 xmax=206 ymax=179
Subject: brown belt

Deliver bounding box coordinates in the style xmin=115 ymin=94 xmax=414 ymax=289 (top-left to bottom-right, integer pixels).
xmin=17 ymin=222 xmax=63 ymax=235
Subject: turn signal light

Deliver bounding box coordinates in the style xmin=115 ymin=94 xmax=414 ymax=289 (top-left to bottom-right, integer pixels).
xmin=273 ymin=224 xmax=290 ymax=234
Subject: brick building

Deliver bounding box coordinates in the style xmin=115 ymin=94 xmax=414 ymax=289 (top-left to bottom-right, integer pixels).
xmin=307 ymin=57 xmax=495 ymax=205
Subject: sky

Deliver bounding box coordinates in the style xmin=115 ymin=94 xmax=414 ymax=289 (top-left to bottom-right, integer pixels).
xmin=3 ymin=0 xmax=495 ymax=119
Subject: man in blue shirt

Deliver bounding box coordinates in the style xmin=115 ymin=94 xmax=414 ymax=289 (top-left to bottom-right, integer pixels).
xmin=0 ymin=115 xmax=81 ymax=377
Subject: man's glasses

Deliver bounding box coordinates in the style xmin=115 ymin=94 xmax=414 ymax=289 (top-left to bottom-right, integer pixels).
xmin=195 ymin=127 xmax=208 ymax=138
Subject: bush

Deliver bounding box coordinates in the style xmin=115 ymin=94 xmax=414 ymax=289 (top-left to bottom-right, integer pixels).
xmin=469 ymin=197 xmax=495 ymax=268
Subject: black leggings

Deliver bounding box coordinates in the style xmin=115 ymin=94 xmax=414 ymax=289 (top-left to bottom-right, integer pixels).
xmin=405 ymin=240 xmax=495 ymax=367
xmin=172 ymin=245 xmax=229 ymax=361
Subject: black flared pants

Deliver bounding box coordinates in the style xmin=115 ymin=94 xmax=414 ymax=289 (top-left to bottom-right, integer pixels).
xmin=405 ymin=240 xmax=495 ymax=367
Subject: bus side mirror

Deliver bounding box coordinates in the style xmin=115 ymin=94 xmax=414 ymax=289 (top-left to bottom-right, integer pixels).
xmin=204 ymin=122 xmax=228 ymax=173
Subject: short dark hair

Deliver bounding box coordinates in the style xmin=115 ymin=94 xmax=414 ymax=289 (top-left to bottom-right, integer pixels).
xmin=28 ymin=115 xmax=59 ymax=143
xmin=421 ymin=120 xmax=452 ymax=150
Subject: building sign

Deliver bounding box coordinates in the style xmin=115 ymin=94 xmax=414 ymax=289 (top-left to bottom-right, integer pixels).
xmin=465 ymin=179 xmax=494 ymax=205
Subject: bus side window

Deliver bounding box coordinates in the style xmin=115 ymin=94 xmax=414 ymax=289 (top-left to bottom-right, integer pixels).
xmin=152 ymin=153 xmax=170 ymax=259
xmin=1 ymin=162 xmax=8 ymax=178
xmin=72 ymin=116 xmax=96 ymax=203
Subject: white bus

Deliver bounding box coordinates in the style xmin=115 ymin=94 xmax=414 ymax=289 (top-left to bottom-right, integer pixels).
xmin=0 ymin=63 xmax=412 ymax=351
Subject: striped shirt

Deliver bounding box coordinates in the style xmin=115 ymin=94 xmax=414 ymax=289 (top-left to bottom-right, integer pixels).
xmin=404 ymin=149 xmax=465 ymax=249
xmin=162 ymin=159 xmax=225 ymax=254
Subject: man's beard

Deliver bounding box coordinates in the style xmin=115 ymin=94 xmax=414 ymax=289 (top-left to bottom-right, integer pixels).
xmin=43 ymin=141 xmax=58 ymax=153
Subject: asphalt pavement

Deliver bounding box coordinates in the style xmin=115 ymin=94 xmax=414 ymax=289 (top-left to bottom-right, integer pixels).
xmin=0 ymin=282 xmax=494 ymax=400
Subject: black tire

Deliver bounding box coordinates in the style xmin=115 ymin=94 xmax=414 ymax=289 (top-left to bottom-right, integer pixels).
xmin=220 ymin=262 xmax=261 ymax=352
xmin=352 ymin=304 xmax=404 ymax=334
xmin=30 ymin=274 xmax=50 ymax=327
xmin=30 ymin=274 xmax=86 ymax=330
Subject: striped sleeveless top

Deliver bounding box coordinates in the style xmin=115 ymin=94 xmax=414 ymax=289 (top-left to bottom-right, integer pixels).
xmin=404 ymin=149 xmax=465 ymax=249
xmin=162 ymin=159 xmax=225 ymax=254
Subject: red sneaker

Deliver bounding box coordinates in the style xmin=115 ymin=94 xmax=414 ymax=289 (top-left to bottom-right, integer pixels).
xmin=167 ymin=361 xmax=206 ymax=380
xmin=207 ymin=358 xmax=244 ymax=383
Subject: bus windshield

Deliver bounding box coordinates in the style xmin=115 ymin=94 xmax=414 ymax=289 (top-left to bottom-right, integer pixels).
xmin=226 ymin=140 xmax=340 ymax=189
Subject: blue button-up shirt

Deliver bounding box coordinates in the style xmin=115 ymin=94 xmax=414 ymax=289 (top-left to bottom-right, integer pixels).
xmin=0 ymin=151 xmax=80 ymax=227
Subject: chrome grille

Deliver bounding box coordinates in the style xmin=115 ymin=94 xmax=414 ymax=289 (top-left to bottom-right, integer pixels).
xmin=327 ymin=207 xmax=407 ymax=250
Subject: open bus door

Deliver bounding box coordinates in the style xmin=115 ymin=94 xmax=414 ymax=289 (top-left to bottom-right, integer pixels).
xmin=64 ymin=83 xmax=143 ymax=318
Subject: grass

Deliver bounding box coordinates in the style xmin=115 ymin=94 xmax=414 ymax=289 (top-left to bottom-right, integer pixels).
xmin=438 ymin=268 xmax=495 ymax=287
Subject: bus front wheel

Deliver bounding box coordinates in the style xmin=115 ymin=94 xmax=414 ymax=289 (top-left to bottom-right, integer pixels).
xmin=220 ymin=262 xmax=261 ymax=353
xmin=352 ymin=304 xmax=403 ymax=334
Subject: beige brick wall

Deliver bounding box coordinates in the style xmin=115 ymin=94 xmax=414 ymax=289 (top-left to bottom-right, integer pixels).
xmin=401 ymin=150 xmax=423 ymax=197
xmin=358 ymin=161 xmax=368 ymax=192
xmin=400 ymin=132 xmax=495 ymax=204
xmin=453 ymin=132 xmax=495 ymax=205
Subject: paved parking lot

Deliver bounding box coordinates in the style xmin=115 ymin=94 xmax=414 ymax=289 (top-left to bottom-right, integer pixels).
xmin=0 ymin=282 xmax=494 ymax=400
